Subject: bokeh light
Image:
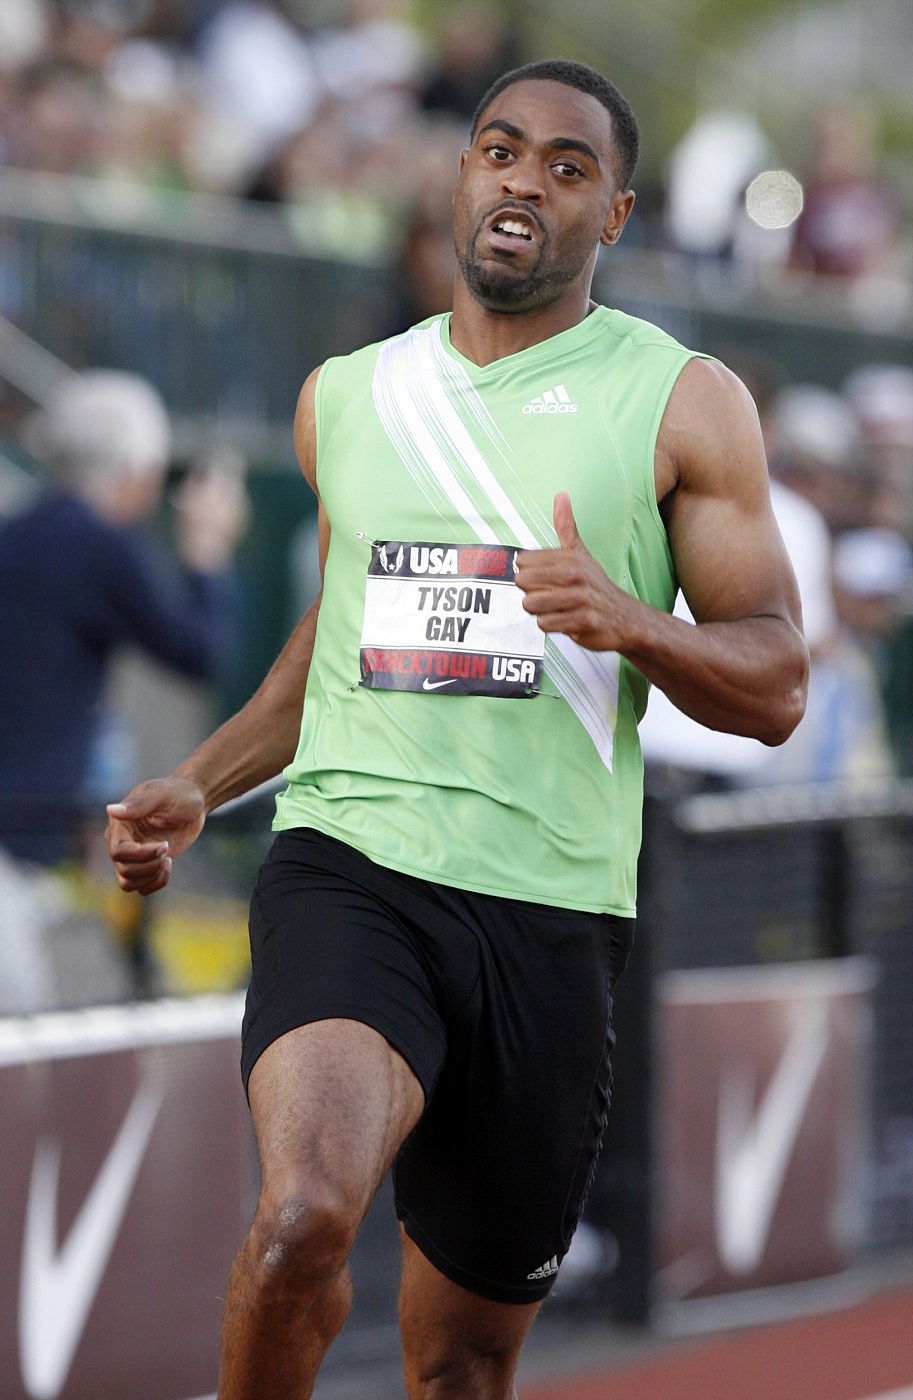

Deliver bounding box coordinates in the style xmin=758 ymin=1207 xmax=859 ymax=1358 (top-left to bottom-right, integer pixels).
xmin=745 ymin=168 xmax=804 ymax=229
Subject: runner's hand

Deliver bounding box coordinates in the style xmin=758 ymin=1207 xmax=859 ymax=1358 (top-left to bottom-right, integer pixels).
xmin=515 ymin=493 xmax=636 ymax=650
xmin=105 ymin=778 xmax=207 ymax=895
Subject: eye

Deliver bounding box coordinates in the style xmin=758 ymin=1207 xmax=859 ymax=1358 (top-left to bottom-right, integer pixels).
xmin=485 ymin=144 xmax=513 ymax=162
xmin=553 ymin=160 xmax=584 ymax=178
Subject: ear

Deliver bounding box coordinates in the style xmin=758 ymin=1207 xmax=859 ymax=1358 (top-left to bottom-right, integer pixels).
xmin=458 ymin=148 xmax=469 ymax=173
xmin=599 ymin=189 xmax=636 ymax=246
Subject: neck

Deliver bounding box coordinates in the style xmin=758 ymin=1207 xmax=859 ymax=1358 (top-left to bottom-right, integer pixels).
xmin=448 ymin=279 xmax=596 ymax=367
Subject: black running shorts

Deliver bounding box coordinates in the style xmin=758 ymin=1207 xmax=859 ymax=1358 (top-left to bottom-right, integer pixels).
xmin=241 ymin=828 xmax=634 ymax=1305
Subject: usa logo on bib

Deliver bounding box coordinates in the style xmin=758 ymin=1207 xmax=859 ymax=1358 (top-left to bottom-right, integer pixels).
xmin=359 ymin=539 xmax=544 ymax=698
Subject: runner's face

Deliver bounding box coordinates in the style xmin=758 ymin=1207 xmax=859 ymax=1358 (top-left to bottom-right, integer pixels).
xmin=453 ymin=80 xmax=627 ymax=311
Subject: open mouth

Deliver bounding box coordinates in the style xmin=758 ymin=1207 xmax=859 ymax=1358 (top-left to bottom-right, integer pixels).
xmin=482 ymin=206 xmax=541 ymax=250
xmin=491 ymin=217 xmax=533 ymax=242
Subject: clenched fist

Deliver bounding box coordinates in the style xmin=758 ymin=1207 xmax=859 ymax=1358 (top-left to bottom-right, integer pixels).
xmin=106 ymin=777 xmax=207 ymax=895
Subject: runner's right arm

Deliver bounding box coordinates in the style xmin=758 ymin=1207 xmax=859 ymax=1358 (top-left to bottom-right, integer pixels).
xmin=106 ymin=368 xmax=326 ymax=896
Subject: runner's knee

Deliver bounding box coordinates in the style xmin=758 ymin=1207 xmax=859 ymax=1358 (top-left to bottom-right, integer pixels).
xmin=408 ymin=1336 xmax=521 ymax=1397
xmin=250 ymin=1188 xmax=358 ymax=1291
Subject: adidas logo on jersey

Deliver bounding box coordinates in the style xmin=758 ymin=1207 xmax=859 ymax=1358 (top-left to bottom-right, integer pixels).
xmin=526 ymin=1254 xmax=560 ymax=1280
xmin=522 ymin=384 xmax=578 ymax=415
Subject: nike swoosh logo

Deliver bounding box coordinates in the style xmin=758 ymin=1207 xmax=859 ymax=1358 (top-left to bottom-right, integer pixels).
xmin=19 ymin=1076 xmax=164 ymax=1399
xmin=715 ymin=1002 xmax=829 ymax=1275
xmin=422 ymin=677 xmax=457 ymax=691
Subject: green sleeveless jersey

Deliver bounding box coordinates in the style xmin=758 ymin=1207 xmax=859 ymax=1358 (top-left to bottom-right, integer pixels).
xmin=274 ymin=307 xmax=698 ymax=914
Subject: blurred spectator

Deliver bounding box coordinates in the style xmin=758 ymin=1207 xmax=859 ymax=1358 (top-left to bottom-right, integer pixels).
xmin=54 ymin=2 xmax=132 ymax=74
xmin=844 ymin=366 xmax=913 ymax=776
xmin=845 ymin=365 xmax=913 ymax=457
xmin=790 ymin=105 xmax=902 ymax=281
xmin=804 ymin=527 xmax=913 ymax=783
xmin=420 ymin=1 xmax=516 ymax=124
xmin=0 ymin=0 xmax=51 ymax=75
xmin=833 ymin=527 xmax=913 ymax=631
xmin=310 ymin=0 xmax=427 ymax=141
xmin=251 ymin=112 xmax=407 ymax=261
xmin=383 ymin=118 xmax=463 ymax=329
xmin=844 ymin=364 xmax=913 ymax=538
xmin=768 ymin=384 xmax=872 ymax=535
xmin=664 ymin=110 xmax=770 ymax=260
xmin=391 ymin=205 xmax=457 ymax=328
xmin=0 ymin=369 xmax=248 ymax=867
xmin=9 ymin=67 xmax=100 ymax=177
xmin=196 ymin=0 xmax=321 ymax=175
xmin=0 ymin=0 xmax=483 ymax=203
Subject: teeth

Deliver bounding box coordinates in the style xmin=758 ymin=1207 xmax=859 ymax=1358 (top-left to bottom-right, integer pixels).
xmin=495 ymin=219 xmax=532 ymax=238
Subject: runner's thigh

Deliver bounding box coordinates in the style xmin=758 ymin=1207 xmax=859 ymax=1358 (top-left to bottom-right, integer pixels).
xmin=241 ymin=830 xmax=456 ymax=1107
xmin=249 ymin=1017 xmax=424 ymax=1210
xmin=241 ymin=829 xmax=459 ymax=1206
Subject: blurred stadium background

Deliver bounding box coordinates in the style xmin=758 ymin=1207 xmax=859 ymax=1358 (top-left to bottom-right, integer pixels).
xmin=1 ymin=1 xmax=912 ymax=1397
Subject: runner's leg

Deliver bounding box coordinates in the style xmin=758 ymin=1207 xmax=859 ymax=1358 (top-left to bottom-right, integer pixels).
xmin=399 ymin=1230 xmax=541 ymax=1400
xmin=217 ymin=1018 xmax=424 ymax=1400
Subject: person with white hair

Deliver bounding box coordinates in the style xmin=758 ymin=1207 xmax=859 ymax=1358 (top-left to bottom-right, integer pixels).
xmin=767 ymin=382 xmax=871 ymax=535
xmin=0 ymin=369 xmax=247 ymax=866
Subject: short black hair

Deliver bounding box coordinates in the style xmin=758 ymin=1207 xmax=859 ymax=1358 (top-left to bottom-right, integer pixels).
xmin=470 ymin=59 xmax=640 ymax=190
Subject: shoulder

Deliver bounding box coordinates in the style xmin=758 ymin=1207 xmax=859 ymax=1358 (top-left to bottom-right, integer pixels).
xmin=589 ymin=308 xmax=706 ymax=424
xmin=666 ymin=356 xmax=759 ymax=425
xmin=658 ymin=357 xmax=766 ymax=499
xmin=45 ymin=493 xmax=131 ymax=555
xmin=64 ymin=495 xmax=155 ymax=585
xmin=300 ymin=318 xmax=438 ymax=428
xmin=295 ymin=316 xmax=446 ymax=487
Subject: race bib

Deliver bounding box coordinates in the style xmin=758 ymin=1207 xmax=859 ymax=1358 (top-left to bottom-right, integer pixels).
xmin=359 ymin=539 xmax=544 ymax=698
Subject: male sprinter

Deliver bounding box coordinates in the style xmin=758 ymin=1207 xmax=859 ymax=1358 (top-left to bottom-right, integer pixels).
xmin=107 ymin=60 xmax=807 ymax=1400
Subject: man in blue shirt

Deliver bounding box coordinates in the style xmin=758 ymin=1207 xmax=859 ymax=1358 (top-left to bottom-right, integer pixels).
xmin=0 ymin=370 xmax=247 ymax=865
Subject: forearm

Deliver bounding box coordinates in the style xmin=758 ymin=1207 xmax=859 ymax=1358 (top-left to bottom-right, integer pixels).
xmin=624 ymin=603 xmax=808 ymax=745
xmin=171 ymin=596 xmax=320 ymax=810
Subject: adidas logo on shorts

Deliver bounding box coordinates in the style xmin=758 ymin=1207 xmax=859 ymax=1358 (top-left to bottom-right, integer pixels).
xmin=526 ymin=1254 xmax=560 ymax=1280
xmin=522 ymin=384 xmax=578 ymax=415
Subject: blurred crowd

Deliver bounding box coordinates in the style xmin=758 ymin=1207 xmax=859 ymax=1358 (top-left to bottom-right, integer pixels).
xmin=662 ymin=103 xmax=912 ymax=320
xmin=0 ymin=0 xmax=516 ymax=269
xmin=0 ymin=0 xmax=910 ymax=302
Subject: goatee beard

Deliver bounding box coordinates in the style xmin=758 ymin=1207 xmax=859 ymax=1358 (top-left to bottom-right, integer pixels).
xmin=456 ymin=245 xmax=574 ymax=309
